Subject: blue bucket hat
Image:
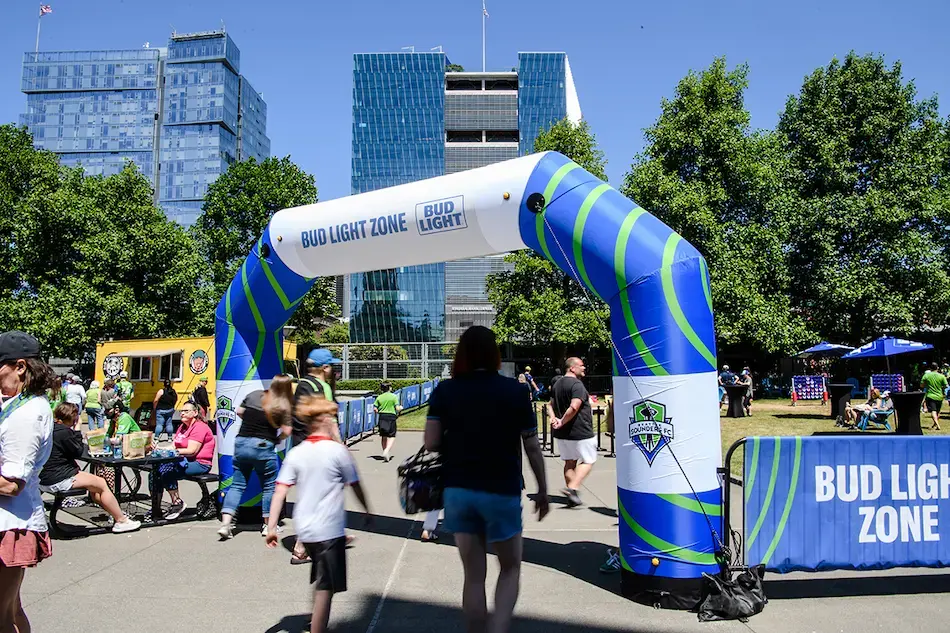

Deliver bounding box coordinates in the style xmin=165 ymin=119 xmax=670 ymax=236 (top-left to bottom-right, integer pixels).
xmin=307 ymin=348 xmax=342 ymax=366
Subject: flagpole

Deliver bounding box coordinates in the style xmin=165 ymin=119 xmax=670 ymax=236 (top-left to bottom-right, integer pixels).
xmin=35 ymin=12 xmax=42 ymax=54
xmin=481 ymin=0 xmax=486 ymax=72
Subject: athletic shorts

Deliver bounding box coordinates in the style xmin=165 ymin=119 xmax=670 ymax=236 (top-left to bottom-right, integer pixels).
xmin=444 ymin=487 xmax=522 ymax=543
xmin=304 ymin=537 xmax=347 ymax=592
xmin=378 ymin=413 xmax=397 ymax=438
xmin=558 ymin=437 xmax=598 ymax=464
xmin=926 ymin=398 xmax=943 ymax=413
xmin=40 ymin=477 xmax=75 ymax=494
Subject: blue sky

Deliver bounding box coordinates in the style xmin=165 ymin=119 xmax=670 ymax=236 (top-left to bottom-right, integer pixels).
xmin=2 ymin=0 xmax=948 ymax=202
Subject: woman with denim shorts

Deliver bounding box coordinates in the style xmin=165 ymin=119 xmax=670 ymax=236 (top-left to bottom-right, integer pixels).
xmin=218 ymin=375 xmax=294 ymax=540
xmin=424 ymin=326 xmax=549 ymax=633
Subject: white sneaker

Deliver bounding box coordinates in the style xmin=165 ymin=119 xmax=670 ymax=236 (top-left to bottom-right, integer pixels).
xmin=165 ymin=500 xmax=187 ymax=520
xmin=262 ymin=524 xmax=283 ymax=537
xmin=112 ymin=518 xmax=141 ymax=534
xmin=217 ymin=524 xmax=233 ymax=540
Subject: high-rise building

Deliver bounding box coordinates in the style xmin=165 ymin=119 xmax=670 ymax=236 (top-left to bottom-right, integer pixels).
xmin=20 ymin=30 xmax=269 ymax=226
xmin=347 ymin=50 xmax=581 ymax=343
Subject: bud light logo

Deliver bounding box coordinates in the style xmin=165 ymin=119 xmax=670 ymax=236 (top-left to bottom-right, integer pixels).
xmin=416 ymin=195 xmax=467 ymax=235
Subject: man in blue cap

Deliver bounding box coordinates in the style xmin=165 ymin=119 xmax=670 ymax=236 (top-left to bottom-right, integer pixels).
xmin=292 ymin=348 xmax=342 ymax=447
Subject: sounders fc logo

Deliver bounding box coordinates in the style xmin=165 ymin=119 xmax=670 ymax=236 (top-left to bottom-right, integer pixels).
xmin=629 ymin=399 xmax=674 ymax=466
xmin=215 ymin=395 xmax=237 ymax=436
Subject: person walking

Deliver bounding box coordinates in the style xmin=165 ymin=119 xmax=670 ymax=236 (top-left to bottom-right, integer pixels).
xmin=718 ymin=364 xmax=735 ymax=410
xmin=266 ymin=396 xmax=372 ymax=633
xmin=738 ymin=367 xmax=754 ymax=416
xmin=101 ymin=378 xmax=118 ymax=411
xmin=424 ymin=326 xmax=549 ymax=633
xmin=85 ymin=379 xmax=105 ymax=431
xmin=64 ymin=374 xmax=86 ymax=415
xmin=115 ymin=370 xmax=134 ymax=410
xmin=921 ymin=362 xmax=948 ymax=431
xmin=39 ymin=403 xmax=141 ymax=533
xmin=152 ymin=379 xmax=178 ymax=442
xmin=547 ymin=357 xmax=597 ymax=508
xmin=218 ymin=375 xmax=294 ymax=540
xmin=291 ymin=349 xmax=342 ymax=447
xmin=374 ymin=382 xmax=400 ymax=462
xmin=0 ymin=331 xmax=59 ymax=633
xmin=192 ymin=376 xmax=211 ymax=420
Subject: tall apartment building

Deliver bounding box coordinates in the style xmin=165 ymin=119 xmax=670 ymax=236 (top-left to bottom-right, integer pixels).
xmin=20 ymin=30 xmax=270 ymax=226
xmin=348 ymin=51 xmax=581 ymax=343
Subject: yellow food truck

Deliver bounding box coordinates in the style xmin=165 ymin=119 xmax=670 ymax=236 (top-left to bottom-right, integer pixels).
xmin=93 ymin=336 xmax=298 ymax=418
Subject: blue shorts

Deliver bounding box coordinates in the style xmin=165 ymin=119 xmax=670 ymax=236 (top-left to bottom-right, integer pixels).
xmin=443 ymin=487 xmax=522 ymax=543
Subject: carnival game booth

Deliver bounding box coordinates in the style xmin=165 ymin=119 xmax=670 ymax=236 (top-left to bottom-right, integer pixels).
xmin=212 ymin=152 xmax=722 ymax=609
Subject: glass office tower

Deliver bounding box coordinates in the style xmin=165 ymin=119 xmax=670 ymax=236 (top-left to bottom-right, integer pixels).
xmin=20 ymin=30 xmax=270 ymax=227
xmin=348 ymin=50 xmax=581 ymax=343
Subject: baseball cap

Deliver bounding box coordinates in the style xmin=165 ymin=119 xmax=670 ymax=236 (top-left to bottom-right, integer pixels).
xmin=524 ymin=365 xmax=532 ymax=372
xmin=119 ymin=370 xmax=128 ymax=378
xmin=199 ymin=375 xmax=208 ymax=383
xmin=307 ymin=348 xmax=342 ymax=366
xmin=0 ymin=331 xmax=42 ymax=364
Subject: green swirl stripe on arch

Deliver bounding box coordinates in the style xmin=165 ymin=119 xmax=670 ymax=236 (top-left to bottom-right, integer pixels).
xmin=619 ymin=499 xmax=717 ymax=566
xmin=535 ymin=161 xmax=580 ymax=262
xmin=216 ymin=288 xmax=237 ymax=380
xmin=660 ymin=234 xmax=717 ymax=369
xmin=699 ymin=256 xmax=713 ymax=314
xmin=241 ymin=260 xmax=267 ymax=381
xmin=657 ymin=493 xmax=722 ymax=517
xmin=745 ymin=437 xmax=761 ymax=502
xmin=614 ymin=208 xmax=668 ymax=376
xmin=762 ymin=437 xmax=802 ymax=566
xmin=572 ymin=183 xmax=611 ymax=299
xmin=218 ymin=476 xmax=234 ymax=491
xmin=240 ymin=493 xmax=263 ymax=507
xmin=746 ymin=436 xmax=782 ymax=549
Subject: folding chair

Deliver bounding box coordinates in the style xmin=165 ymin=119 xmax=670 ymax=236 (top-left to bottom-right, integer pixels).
xmin=857 ymin=408 xmax=893 ymax=431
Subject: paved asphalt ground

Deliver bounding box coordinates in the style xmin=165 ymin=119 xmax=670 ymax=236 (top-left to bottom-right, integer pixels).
xmin=21 ymin=431 xmax=950 ymax=632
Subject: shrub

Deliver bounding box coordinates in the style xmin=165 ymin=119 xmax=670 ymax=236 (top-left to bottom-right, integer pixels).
xmin=335 ymin=378 xmax=430 ymax=393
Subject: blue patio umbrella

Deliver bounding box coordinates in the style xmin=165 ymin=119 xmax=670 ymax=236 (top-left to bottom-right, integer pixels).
xmin=796 ymin=341 xmax=854 ymax=358
xmin=841 ymin=336 xmax=934 ymax=373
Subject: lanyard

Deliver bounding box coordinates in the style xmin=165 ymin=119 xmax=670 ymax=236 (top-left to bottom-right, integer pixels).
xmin=304 ymin=434 xmax=333 ymax=444
xmin=0 ymin=394 xmax=36 ymax=427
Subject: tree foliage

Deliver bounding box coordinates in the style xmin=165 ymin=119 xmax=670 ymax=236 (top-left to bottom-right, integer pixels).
xmin=193 ymin=156 xmax=339 ymax=339
xmin=0 ymin=124 xmax=213 ymax=359
xmin=487 ymin=118 xmax=610 ymax=348
xmin=622 ymin=58 xmax=810 ymax=354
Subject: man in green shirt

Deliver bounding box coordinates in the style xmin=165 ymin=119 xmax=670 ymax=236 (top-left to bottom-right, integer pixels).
xmin=116 ymin=371 xmax=135 ymax=409
xmin=373 ymin=382 xmax=401 ymax=462
xmin=920 ymin=362 xmax=948 ymax=431
xmin=106 ymin=400 xmax=141 ymax=436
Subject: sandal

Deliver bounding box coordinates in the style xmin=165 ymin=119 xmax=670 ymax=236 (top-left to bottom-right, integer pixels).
xmin=421 ymin=530 xmax=439 ymax=542
xmin=290 ymin=552 xmax=312 ymax=565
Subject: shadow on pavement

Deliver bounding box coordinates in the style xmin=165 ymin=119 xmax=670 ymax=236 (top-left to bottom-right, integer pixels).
xmin=276 ymin=511 xmax=621 ymax=595
xmin=772 ymin=413 xmax=829 ymax=420
xmin=265 ymin=593 xmax=659 ymax=633
xmin=766 ymin=573 xmax=950 ymax=599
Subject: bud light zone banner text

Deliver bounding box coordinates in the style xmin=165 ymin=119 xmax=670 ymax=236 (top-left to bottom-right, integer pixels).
xmin=744 ymin=436 xmax=950 ymax=573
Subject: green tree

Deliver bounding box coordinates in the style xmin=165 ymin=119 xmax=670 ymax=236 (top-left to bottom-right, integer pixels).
xmin=193 ymin=156 xmax=339 ymax=339
xmin=778 ymin=53 xmax=950 ymax=343
xmin=0 ymin=124 xmax=212 ymax=358
xmin=621 ymin=58 xmax=811 ymax=355
xmin=487 ymin=118 xmax=610 ymax=358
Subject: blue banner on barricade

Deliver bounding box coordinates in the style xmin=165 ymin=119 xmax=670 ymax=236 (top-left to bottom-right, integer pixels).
xmin=421 ymin=381 xmax=435 ymax=405
xmin=348 ymin=398 xmax=364 ymax=439
xmin=402 ymin=384 xmax=420 ymax=409
xmin=744 ymin=436 xmax=950 ymax=573
xmin=363 ymin=396 xmax=377 ymax=432
xmin=337 ymin=400 xmax=348 ymax=441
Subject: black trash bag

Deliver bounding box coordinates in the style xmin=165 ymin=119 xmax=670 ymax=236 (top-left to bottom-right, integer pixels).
xmin=397 ymin=447 xmax=444 ymax=514
xmin=694 ymin=565 xmax=767 ymax=622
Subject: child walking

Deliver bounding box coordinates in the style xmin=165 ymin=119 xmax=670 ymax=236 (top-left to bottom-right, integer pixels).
xmin=265 ymin=396 xmax=372 ymax=633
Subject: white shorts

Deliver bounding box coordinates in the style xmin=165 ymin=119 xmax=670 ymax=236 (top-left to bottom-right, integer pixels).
xmin=40 ymin=477 xmax=75 ymax=494
xmin=558 ymin=437 xmax=598 ymax=464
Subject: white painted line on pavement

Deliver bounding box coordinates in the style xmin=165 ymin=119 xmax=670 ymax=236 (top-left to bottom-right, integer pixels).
xmin=365 ymin=521 xmax=415 ymax=633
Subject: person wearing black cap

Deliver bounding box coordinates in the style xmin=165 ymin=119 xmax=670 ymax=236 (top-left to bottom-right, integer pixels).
xmin=291 ymin=348 xmax=342 ymax=447
xmin=0 ymin=331 xmax=60 ymax=632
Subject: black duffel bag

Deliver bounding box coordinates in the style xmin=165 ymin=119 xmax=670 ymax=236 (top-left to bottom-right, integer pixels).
xmin=397 ymin=447 xmax=444 ymax=514
xmin=694 ymin=565 xmax=767 ymax=622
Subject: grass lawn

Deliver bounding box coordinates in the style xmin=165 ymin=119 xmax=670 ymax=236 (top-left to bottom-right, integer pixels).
xmin=394 ymin=398 xmax=950 ymax=476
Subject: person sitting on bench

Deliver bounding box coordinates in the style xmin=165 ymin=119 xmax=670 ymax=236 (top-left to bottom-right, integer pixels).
xmin=39 ymin=403 xmax=141 ymax=534
xmin=150 ymin=401 xmax=216 ymax=521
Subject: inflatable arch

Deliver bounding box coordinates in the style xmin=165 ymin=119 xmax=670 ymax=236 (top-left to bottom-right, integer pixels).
xmin=213 ymin=151 xmax=722 ymax=608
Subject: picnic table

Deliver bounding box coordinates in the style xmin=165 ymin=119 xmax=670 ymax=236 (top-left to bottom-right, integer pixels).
xmin=77 ymin=447 xmax=182 ymax=526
